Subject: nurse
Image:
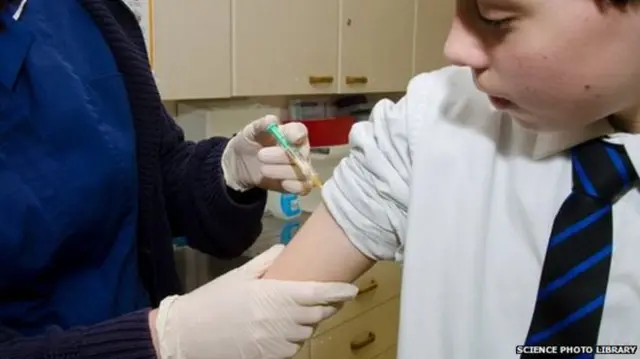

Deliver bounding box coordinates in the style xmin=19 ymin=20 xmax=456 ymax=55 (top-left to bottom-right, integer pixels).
xmin=0 ymin=0 xmax=357 ymax=358
xmin=264 ymin=0 xmax=640 ymax=358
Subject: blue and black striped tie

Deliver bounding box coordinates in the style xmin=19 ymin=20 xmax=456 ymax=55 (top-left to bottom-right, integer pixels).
xmin=521 ymin=138 xmax=638 ymax=357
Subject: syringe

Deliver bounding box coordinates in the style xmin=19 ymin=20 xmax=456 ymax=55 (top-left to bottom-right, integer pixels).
xmin=265 ymin=122 xmax=323 ymax=188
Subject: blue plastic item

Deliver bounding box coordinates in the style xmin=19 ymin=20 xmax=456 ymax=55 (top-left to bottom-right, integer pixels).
xmin=280 ymin=193 xmax=301 ymax=218
xmin=279 ymin=220 xmax=301 ymax=245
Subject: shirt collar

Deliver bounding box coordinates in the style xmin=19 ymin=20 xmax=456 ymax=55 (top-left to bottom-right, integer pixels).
xmin=531 ymin=119 xmax=615 ymax=160
xmin=609 ymin=131 xmax=640 ymax=177
xmin=531 ymin=118 xmax=640 ymax=176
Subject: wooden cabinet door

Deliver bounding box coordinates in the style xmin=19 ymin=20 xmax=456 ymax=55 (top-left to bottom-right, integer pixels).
xmin=339 ymin=0 xmax=415 ymax=93
xmin=233 ymin=0 xmax=340 ymax=96
xmin=414 ymin=0 xmax=455 ymax=74
xmin=154 ymin=0 xmax=232 ymax=100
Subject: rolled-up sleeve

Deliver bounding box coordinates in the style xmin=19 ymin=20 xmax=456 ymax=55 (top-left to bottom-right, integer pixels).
xmin=321 ymin=67 xmax=479 ymax=262
xmin=322 ymin=94 xmax=414 ymax=262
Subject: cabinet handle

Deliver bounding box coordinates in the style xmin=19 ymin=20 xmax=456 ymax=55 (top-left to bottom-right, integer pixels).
xmin=308 ymin=76 xmax=334 ymax=84
xmin=350 ymin=331 xmax=376 ymax=350
xmin=345 ymin=76 xmax=368 ymax=85
xmin=356 ymin=279 xmax=378 ymax=296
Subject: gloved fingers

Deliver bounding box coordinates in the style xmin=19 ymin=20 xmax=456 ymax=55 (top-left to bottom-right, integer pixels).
xmin=282 ymin=342 xmax=302 ymax=358
xmin=247 ymin=114 xmax=280 ymax=136
xmin=236 ymin=244 xmax=285 ymax=278
xmin=257 ymin=178 xmax=313 ymax=196
xmin=257 ymin=338 xmax=301 ymax=358
xmin=258 ymin=145 xmax=311 ymax=165
xmin=259 ymin=163 xmax=315 ymax=194
xmin=279 ymin=122 xmax=309 ymax=146
xmin=291 ymin=305 xmax=339 ymax=326
xmin=261 ymin=163 xmax=304 ymax=180
xmin=281 ymin=179 xmax=313 ymax=196
xmin=243 ymin=115 xmax=281 ymax=147
xmin=246 ymin=115 xmax=308 ymax=148
xmin=283 ymin=324 xmax=314 ymax=343
xmin=273 ymin=281 xmax=359 ymax=306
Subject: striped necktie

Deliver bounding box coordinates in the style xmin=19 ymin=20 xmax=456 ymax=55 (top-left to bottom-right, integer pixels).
xmin=521 ymin=138 xmax=638 ymax=357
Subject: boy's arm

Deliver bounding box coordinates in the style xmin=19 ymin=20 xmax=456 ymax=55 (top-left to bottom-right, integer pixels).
xmin=263 ymin=202 xmax=374 ymax=282
xmin=263 ymin=68 xmax=467 ymax=285
xmin=264 ymin=89 xmax=420 ymax=282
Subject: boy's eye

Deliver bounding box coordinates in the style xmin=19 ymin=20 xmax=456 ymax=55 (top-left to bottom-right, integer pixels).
xmin=478 ymin=15 xmax=513 ymax=28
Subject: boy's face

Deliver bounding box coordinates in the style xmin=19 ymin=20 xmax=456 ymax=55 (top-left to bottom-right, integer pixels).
xmin=444 ymin=0 xmax=640 ymax=131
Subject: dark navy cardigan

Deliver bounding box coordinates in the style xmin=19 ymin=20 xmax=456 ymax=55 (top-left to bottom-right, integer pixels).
xmin=0 ymin=0 xmax=266 ymax=357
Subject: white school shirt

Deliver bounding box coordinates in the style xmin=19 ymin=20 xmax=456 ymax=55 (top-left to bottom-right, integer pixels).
xmin=322 ymin=65 xmax=640 ymax=359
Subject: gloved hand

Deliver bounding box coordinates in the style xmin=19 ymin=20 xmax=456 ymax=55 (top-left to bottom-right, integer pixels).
xmin=154 ymin=244 xmax=358 ymax=359
xmin=221 ymin=115 xmax=312 ymax=194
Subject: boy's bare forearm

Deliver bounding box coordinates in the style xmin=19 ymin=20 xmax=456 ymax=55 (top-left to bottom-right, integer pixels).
xmin=262 ymin=202 xmax=374 ymax=282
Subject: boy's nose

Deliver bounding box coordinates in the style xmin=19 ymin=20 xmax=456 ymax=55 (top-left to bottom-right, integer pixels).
xmin=444 ymin=15 xmax=490 ymax=71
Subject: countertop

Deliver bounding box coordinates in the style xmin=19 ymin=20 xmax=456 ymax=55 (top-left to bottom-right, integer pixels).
xmin=173 ymin=212 xmax=311 ymax=292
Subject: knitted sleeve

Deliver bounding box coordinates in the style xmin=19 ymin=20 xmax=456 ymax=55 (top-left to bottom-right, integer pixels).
xmin=158 ymin=106 xmax=266 ymax=257
xmin=0 ymin=309 xmax=156 ymax=359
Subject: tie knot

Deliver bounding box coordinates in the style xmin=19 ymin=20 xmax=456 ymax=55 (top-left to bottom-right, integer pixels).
xmin=571 ymin=139 xmax=638 ymax=202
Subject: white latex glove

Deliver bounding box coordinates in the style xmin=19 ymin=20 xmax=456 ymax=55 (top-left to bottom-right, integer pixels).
xmin=155 ymin=244 xmax=358 ymax=359
xmin=221 ymin=115 xmax=312 ymax=194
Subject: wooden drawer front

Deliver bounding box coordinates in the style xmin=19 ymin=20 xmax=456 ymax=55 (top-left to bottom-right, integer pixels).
xmin=316 ymin=262 xmax=401 ymax=335
xmin=310 ymin=297 xmax=400 ymax=359
xmin=293 ymin=342 xmax=310 ymax=359
xmin=373 ymin=345 xmax=397 ymax=359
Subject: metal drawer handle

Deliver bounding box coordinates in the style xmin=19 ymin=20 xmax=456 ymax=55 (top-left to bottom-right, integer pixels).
xmin=356 ymin=279 xmax=378 ymax=296
xmin=308 ymin=76 xmax=334 ymax=84
xmin=350 ymin=331 xmax=376 ymax=350
xmin=345 ymin=76 xmax=368 ymax=85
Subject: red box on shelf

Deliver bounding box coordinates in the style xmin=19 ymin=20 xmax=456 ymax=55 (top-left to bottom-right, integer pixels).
xmin=287 ymin=116 xmax=355 ymax=148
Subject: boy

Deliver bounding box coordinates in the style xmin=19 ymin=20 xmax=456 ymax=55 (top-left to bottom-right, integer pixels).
xmin=263 ymin=0 xmax=640 ymax=358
